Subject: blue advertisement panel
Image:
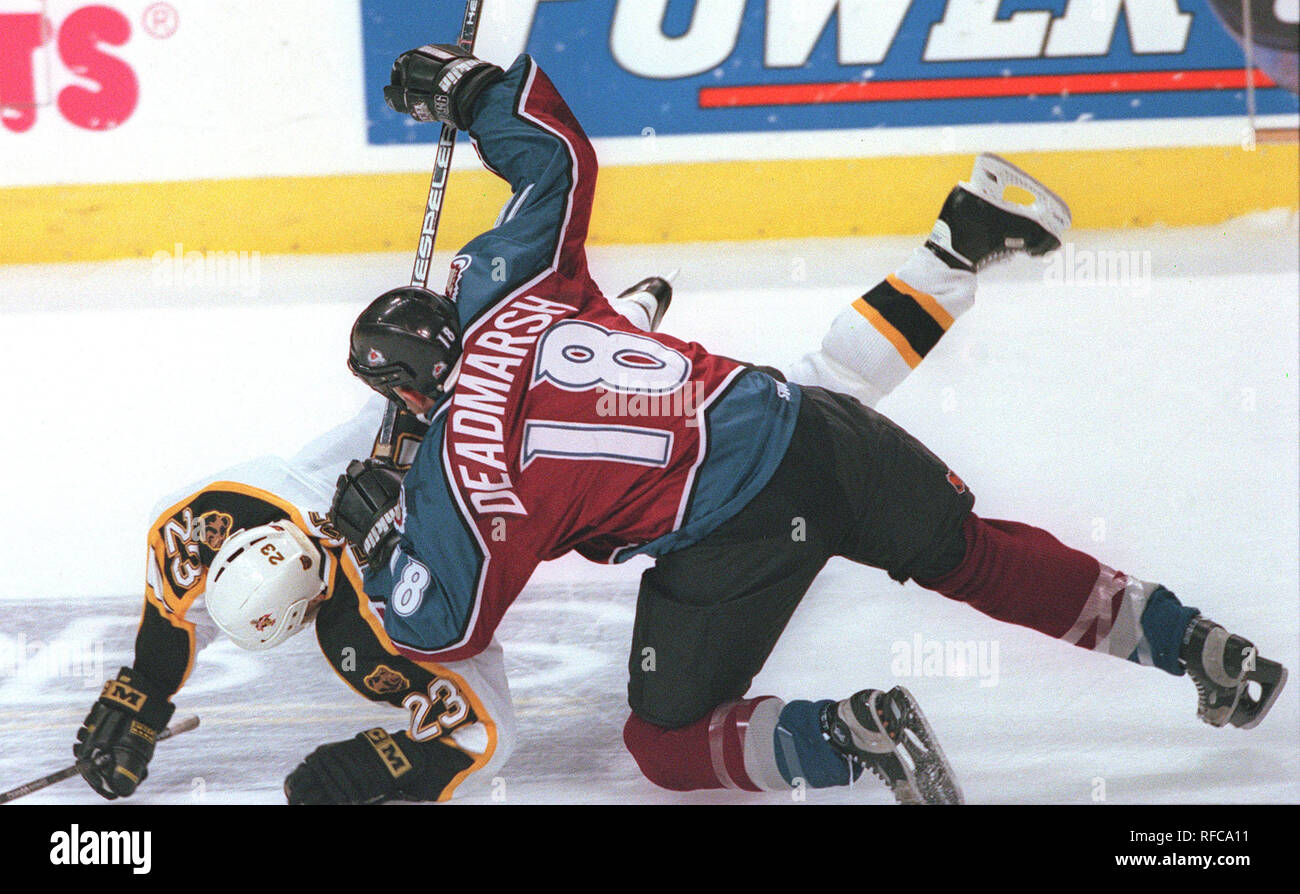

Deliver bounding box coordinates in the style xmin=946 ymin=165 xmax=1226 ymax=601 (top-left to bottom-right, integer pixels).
xmin=362 ymin=0 xmax=1299 ymax=145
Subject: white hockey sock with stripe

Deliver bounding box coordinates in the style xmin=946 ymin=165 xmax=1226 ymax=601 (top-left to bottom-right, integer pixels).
xmin=786 ymin=246 xmax=975 ymax=407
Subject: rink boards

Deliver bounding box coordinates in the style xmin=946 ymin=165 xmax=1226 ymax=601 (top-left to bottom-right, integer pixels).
xmin=0 ymin=0 xmax=1297 ymax=264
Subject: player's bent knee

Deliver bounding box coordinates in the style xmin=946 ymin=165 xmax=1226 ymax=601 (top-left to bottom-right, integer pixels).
xmin=623 ymin=712 xmax=713 ymax=791
xmin=623 ymin=699 xmax=787 ymax=793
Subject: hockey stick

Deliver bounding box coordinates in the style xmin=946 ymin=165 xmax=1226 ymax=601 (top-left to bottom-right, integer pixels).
xmin=0 ymin=714 xmax=200 ymax=804
xmin=373 ymin=0 xmax=486 ymax=460
xmin=1242 ymin=0 xmax=1259 ymax=141
xmin=1237 ymin=0 xmax=1296 ymax=145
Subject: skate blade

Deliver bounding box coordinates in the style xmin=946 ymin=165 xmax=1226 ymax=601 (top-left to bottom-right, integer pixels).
xmin=889 ymin=686 xmax=965 ymax=805
xmin=964 ymin=153 xmax=1073 ymax=242
xmin=1235 ymin=660 xmax=1288 ymax=730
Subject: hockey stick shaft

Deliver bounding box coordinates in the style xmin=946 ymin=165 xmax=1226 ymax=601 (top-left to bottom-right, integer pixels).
xmin=1242 ymin=0 xmax=1257 ymax=131
xmin=375 ymin=0 xmax=485 ymax=460
xmin=409 ymin=0 xmax=485 ymax=291
xmin=0 ymin=714 xmax=200 ymax=804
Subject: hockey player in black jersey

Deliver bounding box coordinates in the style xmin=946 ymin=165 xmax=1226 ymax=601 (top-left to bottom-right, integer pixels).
xmin=70 ymin=408 xmax=519 ymax=804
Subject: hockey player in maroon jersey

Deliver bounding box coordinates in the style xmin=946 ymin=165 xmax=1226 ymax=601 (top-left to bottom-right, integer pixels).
xmin=332 ymin=45 xmax=1288 ymax=803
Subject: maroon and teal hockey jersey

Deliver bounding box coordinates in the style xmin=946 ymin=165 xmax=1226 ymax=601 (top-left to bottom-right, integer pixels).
xmin=365 ymin=56 xmax=801 ymax=663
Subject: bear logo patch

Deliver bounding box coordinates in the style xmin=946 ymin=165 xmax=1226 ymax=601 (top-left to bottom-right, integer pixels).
xmin=364 ymin=665 xmax=411 ymax=695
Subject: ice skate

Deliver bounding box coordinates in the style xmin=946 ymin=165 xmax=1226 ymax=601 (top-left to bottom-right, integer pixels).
xmin=1181 ymin=616 xmax=1287 ymax=730
xmin=615 ymin=273 xmax=675 ymax=331
xmin=820 ymin=686 xmax=964 ymax=805
xmin=926 ymin=152 xmax=1072 ymax=272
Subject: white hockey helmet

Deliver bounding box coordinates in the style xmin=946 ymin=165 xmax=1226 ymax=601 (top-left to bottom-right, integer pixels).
xmin=205 ymin=521 xmax=327 ymax=651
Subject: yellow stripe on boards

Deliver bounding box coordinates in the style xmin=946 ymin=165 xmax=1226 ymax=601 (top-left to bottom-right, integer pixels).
xmin=0 ymin=172 xmax=513 ymax=264
xmin=1 ymin=144 xmax=1295 ymax=264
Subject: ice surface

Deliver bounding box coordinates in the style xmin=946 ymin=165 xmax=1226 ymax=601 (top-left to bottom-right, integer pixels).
xmin=1 ymin=215 xmax=1297 ymax=803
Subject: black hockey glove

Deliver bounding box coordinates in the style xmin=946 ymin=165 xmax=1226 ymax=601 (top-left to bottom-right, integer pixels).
xmin=284 ymin=728 xmax=458 ymax=805
xmin=73 ymin=667 xmax=176 ymax=800
xmin=329 ymin=458 xmax=404 ymax=567
xmin=383 ymin=43 xmax=504 ymax=130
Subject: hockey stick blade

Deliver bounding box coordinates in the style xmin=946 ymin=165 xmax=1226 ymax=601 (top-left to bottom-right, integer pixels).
xmin=0 ymin=714 xmax=200 ymax=804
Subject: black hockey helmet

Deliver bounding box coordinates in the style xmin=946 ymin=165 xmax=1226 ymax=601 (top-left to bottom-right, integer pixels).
xmin=348 ymin=286 xmax=461 ymax=403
